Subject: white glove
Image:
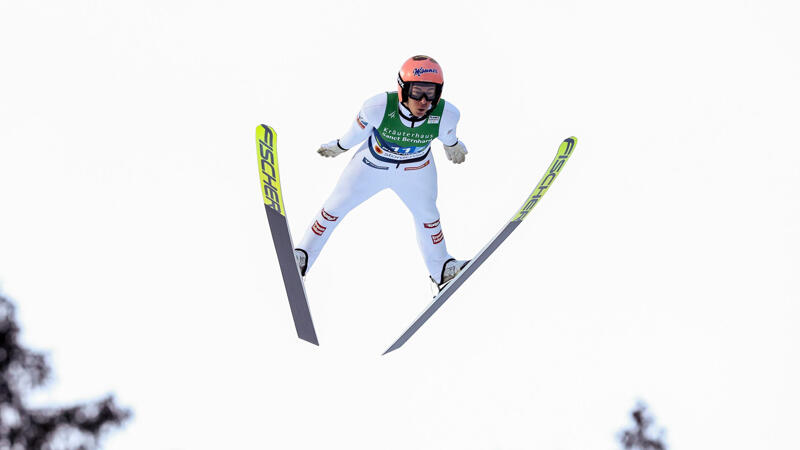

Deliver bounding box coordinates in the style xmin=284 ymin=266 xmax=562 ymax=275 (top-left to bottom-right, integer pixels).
xmin=317 ymin=140 xmax=347 ymax=158
xmin=444 ymin=140 xmax=468 ymax=164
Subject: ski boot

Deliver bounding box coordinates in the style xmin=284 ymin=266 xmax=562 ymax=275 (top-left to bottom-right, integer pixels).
xmin=430 ymin=258 xmax=470 ymax=294
xmin=294 ymin=248 xmax=308 ymax=277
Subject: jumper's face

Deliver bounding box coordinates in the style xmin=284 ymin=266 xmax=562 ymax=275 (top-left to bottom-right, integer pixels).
xmin=405 ymin=82 xmax=439 ymax=118
xmin=406 ymin=97 xmax=432 ymax=118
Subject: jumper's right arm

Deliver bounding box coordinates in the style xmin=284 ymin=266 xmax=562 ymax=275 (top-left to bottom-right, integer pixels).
xmin=317 ymin=93 xmax=387 ymax=158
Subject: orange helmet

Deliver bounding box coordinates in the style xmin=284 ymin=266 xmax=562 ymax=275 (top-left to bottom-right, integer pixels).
xmin=397 ymin=55 xmax=444 ymax=108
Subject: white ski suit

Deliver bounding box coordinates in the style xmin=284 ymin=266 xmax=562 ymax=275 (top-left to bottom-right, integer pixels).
xmin=297 ymin=91 xmax=464 ymax=283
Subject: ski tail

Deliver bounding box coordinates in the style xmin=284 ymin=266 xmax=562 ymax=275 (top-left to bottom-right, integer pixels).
xmin=257 ymin=125 xmax=319 ymax=345
xmin=383 ymin=136 xmax=577 ymax=354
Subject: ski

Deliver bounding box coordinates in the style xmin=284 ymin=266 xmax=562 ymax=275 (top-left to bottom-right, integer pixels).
xmin=256 ymin=124 xmax=319 ymax=345
xmin=383 ymin=136 xmax=578 ymax=354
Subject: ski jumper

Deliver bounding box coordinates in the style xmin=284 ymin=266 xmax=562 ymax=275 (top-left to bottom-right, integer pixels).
xmin=297 ymin=92 xmax=462 ymax=283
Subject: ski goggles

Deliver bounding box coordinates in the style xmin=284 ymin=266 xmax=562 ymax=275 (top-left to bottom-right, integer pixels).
xmin=407 ymin=82 xmax=440 ymax=101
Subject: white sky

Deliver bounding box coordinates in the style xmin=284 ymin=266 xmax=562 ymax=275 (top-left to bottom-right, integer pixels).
xmin=1 ymin=0 xmax=798 ymax=449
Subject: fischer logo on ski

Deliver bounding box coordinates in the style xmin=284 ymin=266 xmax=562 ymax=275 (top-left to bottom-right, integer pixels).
xmin=512 ymin=137 xmax=576 ymax=222
xmin=258 ymin=126 xmax=285 ymax=216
